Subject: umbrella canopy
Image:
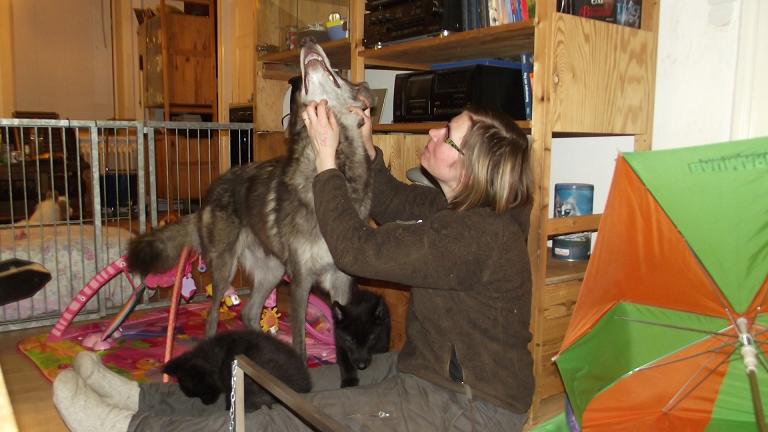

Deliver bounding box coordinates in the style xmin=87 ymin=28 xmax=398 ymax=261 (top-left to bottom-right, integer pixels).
xmin=555 ymin=137 xmax=768 ymax=431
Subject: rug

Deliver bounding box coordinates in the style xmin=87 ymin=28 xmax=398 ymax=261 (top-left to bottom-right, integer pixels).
xmin=18 ymin=302 xmax=336 ymax=383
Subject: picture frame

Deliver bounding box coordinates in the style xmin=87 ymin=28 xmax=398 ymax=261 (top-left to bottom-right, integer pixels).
xmin=369 ymin=89 xmax=387 ymax=125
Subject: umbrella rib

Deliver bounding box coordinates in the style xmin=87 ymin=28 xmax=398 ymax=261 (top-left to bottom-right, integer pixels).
xmin=634 ymin=340 xmax=736 ymax=373
xmin=689 ymin=248 xmax=737 ymax=325
xmin=615 ymin=316 xmax=737 ymax=339
xmin=662 ymin=347 xmax=735 ymax=414
xmin=748 ymin=276 xmax=768 ymax=325
xmin=756 ymin=345 xmax=768 ymax=373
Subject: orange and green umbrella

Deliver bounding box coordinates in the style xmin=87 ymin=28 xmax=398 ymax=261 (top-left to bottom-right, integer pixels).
xmin=553 ymin=137 xmax=768 ymax=431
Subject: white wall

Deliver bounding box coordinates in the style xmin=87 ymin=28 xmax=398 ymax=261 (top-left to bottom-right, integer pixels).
xmin=11 ymin=0 xmax=114 ymax=120
xmin=549 ymin=0 xmax=768 ymax=217
xmin=652 ymin=0 xmax=768 ymax=149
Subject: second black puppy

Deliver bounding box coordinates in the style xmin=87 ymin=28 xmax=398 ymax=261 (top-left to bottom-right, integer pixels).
xmin=163 ymin=329 xmax=311 ymax=412
xmin=333 ymin=289 xmax=391 ymax=387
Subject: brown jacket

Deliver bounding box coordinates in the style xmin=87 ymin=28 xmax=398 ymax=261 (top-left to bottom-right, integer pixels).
xmin=312 ymin=148 xmax=533 ymax=414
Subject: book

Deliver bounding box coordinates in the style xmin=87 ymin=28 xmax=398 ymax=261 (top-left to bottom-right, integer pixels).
xmin=615 ymin=0 xmax=642 ymax=28
xmin=520 ymin=53 xmax=533 ymax=120
xmin=558 ymin=0 xmax=642 ymax=28
xmin=489 ymin=0 xmax=501 ymax=26
xmin=461 ymin=0 xmax=470 ymax=31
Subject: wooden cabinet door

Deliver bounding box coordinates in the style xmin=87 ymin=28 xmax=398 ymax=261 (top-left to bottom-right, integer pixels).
xmin=154 ymin=132 xmax=220 ymax=204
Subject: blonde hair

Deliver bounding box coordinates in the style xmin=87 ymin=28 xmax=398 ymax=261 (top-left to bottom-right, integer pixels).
xmin=449 ymin=106 xmax=532 ymax=213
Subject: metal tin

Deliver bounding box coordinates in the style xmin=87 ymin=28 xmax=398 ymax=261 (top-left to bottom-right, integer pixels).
xmin=552 ymin=183 xmax=594 ymax=261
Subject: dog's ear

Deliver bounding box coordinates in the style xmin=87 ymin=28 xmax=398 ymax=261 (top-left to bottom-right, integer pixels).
xmin=332 ymin=301 xmax=345 ymax=322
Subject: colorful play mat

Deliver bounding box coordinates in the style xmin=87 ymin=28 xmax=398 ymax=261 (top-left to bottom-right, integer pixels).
xmin=18 ymin=302 xmax=336 ymax=383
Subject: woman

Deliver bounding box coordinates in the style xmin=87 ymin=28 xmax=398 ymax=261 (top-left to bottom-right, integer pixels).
xmin=52 ymin=103 xmax=533 ymax=432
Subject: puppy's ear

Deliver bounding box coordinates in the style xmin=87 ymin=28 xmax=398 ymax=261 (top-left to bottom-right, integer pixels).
xmin=332 ymin=301 xmax=345 ymax=322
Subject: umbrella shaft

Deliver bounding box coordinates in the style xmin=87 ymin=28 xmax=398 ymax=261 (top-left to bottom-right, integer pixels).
xmin=747 ymin=370 xmax=766 ymax=432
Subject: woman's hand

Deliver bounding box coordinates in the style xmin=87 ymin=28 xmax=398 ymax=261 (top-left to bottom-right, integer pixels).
xmin=303 ymin=100 xmax=339 ymax=173
xmin=348 ymin=105 xmax=375 ymax=160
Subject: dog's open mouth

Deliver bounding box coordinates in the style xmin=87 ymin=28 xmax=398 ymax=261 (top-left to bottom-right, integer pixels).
xmin=300 ymin=44 xmax=341 ymax=95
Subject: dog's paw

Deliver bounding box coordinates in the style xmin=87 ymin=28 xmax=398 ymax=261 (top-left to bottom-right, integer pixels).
xmin=341 ymin=377 xmax=359 ymax=388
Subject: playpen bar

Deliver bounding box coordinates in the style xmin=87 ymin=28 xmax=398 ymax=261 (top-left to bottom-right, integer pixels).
xmin=0 ymin=127 xmax=11 ymax=321
xmin=62 ymin=127 xmax=79 ymax=306
xmin=74 ymin=128 xmax=87 ymax=309
xmin=207 ymin=129 xmax=212 ymax=194
xmin=45 ymin=125 xmax=63 ymax=309
xmin=147 ymin=127 xmax=158 ymax=229
xmin=88 ymin=125 xmax=106 ymax=316
xmin=185 ymin=128 xmax=191 ymax=217
xmin=174 ymin=128 xmax=181 ymax=220
xmin=137 ymin=123 xmax=147 ymax=234
xmin=0 ymin=118 xmax=70 ymax=127
xmin=195 ymin=130 xmax=200 ymax=215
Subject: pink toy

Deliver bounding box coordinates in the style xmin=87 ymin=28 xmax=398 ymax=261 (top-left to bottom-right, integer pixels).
xmin=50 ymin=248 xmax=336 ymax=368
xmin=143 ymin=255 xmax=199 ymax=302
xmin=48 ymin=256 xmax=139 ymax=342
xmin=49 ymin=250 xmax=202 ymax=355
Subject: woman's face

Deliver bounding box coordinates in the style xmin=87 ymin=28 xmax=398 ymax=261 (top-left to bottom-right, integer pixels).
xmin=420 ymin=111 xmax=471 ymax=197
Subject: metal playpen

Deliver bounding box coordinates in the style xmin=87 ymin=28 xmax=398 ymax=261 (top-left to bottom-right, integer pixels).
xmin=0 ymin=118 xmax=254 ymax=332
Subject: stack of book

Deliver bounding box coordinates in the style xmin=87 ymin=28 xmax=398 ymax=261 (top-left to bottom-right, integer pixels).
xmin=557 ymin=0 xmax=642 ymax=28
xmin=463 ymin=0 xmax=536 ymax=31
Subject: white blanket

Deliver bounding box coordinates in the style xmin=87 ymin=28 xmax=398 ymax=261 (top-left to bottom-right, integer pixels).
xmin=0 ymin=224 xmax=135 ymax=322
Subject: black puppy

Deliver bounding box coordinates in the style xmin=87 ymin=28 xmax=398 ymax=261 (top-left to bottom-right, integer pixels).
xmin=163 ymin=329 xmax=311 ymax=411
xmin=332 ymin=289 xmax=391 ymax=387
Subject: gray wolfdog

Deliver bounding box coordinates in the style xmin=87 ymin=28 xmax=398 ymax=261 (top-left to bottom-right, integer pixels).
xmin=127 ymin=40 xmax=372 ymax=358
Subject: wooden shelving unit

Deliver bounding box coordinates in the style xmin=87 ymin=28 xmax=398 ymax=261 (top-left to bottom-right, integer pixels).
xmin=138 ymin=0 xmax=217 ymax=121
xmin=253 ymin=0 xmax=660 ymax=424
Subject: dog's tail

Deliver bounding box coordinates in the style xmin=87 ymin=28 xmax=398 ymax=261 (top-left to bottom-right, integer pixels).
xmin=126 ymin=215 xmax=200 ymax=276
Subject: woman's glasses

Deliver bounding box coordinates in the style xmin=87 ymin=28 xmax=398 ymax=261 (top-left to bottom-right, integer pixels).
xmin=444 ymin=123 xmax=464 ymax=156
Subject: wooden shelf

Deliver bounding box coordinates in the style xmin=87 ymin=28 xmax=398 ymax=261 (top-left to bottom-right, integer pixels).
xmin=545 ymin=251 xmax=589 ymax=285
xmin=259 ymin=39 xmax=352 ymax=70
xmin=360 ymin=21 xmax=535 ymax=69
xmin=546 ymin=214 xmax=601 ymax=237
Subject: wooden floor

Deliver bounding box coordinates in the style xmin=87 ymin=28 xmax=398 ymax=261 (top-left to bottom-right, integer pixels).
xmin=0 ymin=318 xmax=563 ymax=432
xmin=0 ymin=325 xmax=68 ymax=431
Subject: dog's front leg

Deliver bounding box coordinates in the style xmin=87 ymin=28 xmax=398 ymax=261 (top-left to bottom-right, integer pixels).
xmin=239 ymin=254 xmax=285 ymax=331
xmin=289 ymin=275 xmax=312 ymax=359
xmin=206 ymin=260 xmax=235 ymax=337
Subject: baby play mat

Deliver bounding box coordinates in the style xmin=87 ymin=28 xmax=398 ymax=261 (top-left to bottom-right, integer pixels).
xmin=18 ymin=302 xmax=336 ymax=383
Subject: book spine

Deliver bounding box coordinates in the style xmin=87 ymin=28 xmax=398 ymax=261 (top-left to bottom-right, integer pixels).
xmin=480 ymin=0 xmax=489 ymax=28
xmin=504 ymin=0 xmax=514 ymax=23
xmin=489 ymin=0 xmax=500 ymax=26
xmin=520 ymin=53 xmax=533 ymax=120
xmin=462 ymin=0 xmax=470 ymax=31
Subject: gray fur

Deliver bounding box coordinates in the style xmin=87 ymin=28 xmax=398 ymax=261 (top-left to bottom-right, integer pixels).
xmin=126 ymin=41 xmax=372 ymax=358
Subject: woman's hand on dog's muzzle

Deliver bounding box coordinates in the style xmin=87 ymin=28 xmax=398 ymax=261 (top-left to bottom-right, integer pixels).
xmin=304 ymin=99 xmax=340 ymax=173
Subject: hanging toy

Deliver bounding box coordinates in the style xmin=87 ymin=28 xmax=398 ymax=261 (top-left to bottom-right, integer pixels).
xmin=204 ymin=283 xmax=241 ymax=312
xmin=180 ymin=274 xmax=197 ymax=302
